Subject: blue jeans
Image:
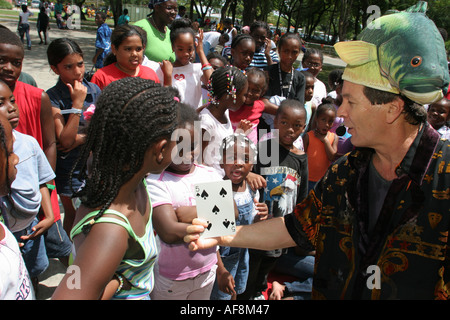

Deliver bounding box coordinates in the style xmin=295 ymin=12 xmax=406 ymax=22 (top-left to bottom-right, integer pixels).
xmin=14 ymin=217 xmax=49 ymax=277
xmin=19 ymin=23 xmax=31 ymax=48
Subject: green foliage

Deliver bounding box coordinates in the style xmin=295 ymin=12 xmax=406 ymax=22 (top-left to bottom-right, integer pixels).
xmin=0 ymin=0 xmax=13 ymax=9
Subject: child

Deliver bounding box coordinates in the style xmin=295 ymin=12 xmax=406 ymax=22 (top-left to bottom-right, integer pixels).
xmin=37 ymin=6 xmax=49 ymax=45
xmin=229 ymin=67 xmax=267 ymax=144
xmin=303 ymin=97 xmax=338 ymax=191
xmin=427 ymin=97 xmax=450 ymax=139
xmin=0 ymin=80 xmax=55 ymax=291
xmin=92 ymin=11 xmax=112 ymax=69
xmin=146 ymin=105 xmax=223 ymax=300
xmin=52 ymin=78 xmax=180 ymax=300
xmin=201 ymin=52 xmax=229 ymax=106
xmin=240 ymin=99 xmax=309 ymax=300
xmin=200 ymin=66 xmax=248 ymax=177
xmin=0 ymin=114 xmax=35 ymax=300
xmin=91 ymin=25 xmax=161 ymax=90
xmin=169 ymin=18 xmax=213 ymax=109
xmin=229 ymin=33 xmax=255 ymax=71
xmin=0 ymin=27 xmax=70 ymax=269
xmin=249 ymin=21 xmax=279 ymax=69
xmin=46 ymin=38 xmax=102 ymax=235
xmin=261 ymin=33 xmax=306 ymax=133
xmin=211 ymin=133 xmax=268 ymax=300
xmin=117 ymin=8 xmax=130 ymax=26
xmin=302 ymin=70 xmax=315 ymax=134
xmin=18 ymin=5 xmax=33 ymax=50
xmin=302 ymin=48 xmax=327 ymax=109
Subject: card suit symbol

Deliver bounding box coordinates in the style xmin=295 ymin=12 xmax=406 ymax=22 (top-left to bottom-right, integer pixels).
xmin=201 ymin=190 xmax=209 ymax=199
xmin=212 ymin=205 xmax=220 ymax=214
xmin=206 ymin=221 xmax=212 ymax=230
xmin=219 ymin=187 xmax=227 ymax=197
xmin=223 ymin=219 xmax=230 ymax=228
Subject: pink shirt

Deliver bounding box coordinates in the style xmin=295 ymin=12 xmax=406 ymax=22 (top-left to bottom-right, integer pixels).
xmin=146 ymin=164 xmax=219 ymax=280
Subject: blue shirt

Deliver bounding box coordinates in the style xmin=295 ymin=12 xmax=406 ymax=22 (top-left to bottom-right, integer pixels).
xmin=95 ymin=23 xmax=112 ymax=68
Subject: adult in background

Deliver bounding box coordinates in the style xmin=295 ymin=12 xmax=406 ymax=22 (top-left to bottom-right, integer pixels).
xmin=134 ymin=0 xmax=176 ymax=63
xmin=185 ymin=6 xmax=450 ymax=300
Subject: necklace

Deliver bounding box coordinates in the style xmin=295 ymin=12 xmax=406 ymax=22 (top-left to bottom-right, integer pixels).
xmin=149 ymin=17 xmax=166 ymax=39
xmin=278 ymin=64 xmax=294 ymax=98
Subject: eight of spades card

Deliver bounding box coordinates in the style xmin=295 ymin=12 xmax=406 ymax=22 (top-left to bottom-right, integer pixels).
xmin=194 ymin=179 xmax=236 ymax=238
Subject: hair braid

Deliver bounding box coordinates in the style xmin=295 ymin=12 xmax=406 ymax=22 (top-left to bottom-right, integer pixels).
xmin=70 ymin=78 xmax=179 ymax=234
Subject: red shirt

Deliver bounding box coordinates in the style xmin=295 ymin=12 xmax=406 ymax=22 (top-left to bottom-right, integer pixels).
xmin=446 ymin=84 xmax=450 ymax=100
xmin=229 ymin=99 xmax=265 ymax=125
xmin=91 ymin=63 xmax=160 ymax=90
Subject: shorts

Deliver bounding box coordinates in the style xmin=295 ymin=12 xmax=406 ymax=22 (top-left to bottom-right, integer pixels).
xmin=44 ymin=218 xmax=72 ymax=258
xmin=13 ymin=218 xmax=49 ymax=278
xmin=55 ymin=148 xmax=84 ymax=197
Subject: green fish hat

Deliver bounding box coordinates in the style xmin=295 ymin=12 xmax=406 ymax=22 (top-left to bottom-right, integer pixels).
xmin=334 ymin=3 xmax=449 ymax=105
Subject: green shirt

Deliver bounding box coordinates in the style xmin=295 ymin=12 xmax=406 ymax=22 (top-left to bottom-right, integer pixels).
xmin=134 ymin=18 xmax=175 ymax=63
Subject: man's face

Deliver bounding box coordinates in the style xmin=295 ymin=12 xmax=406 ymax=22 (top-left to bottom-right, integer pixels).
xmin=0 ymin=43 xmax=24 ymax=89
xmin=338 ymin=81 xmax=388 ymax=148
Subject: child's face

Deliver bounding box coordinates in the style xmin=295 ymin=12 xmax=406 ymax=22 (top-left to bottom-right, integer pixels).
xmin=304 ymin=77 xmax=315 ymax=102
xmin=251 ymin=27 xmax=267 ymax=51
xmin=427 ymin=99 xmax=450 ymax=129
xmin=228 ymin=81 xmax=249 ymax=111
xmin=95 ymin=14 xmax=105 ymax=26
xmin=244 ymin=74 xmax=265 ymax=105
xmin=0 ymin=43 xmax=24 ymax=89
xmin=172 ymin=32 xmax=195 ymax=66
xmin=0 ymin=115 xmax=18 ymax=197
xmin=51 ymin=53 xmax=85 ymax=87
xmin=315 ymin=109 xmax=336 ymax=135
xmin=209 ymin=58 xmax=225 ymax=71
xmin=112 ymin=35 xmax=144 ymax=72
xmin=0 ymin=82 xmax=20 ymax=129
xmin=274 ymin=107 xmax=306 ymax=148
xmin=303 ymin=53 xmax=322 ymax=78
xmin=168 ymin=122 xmax=199 ymax=174
xmin=278 ymin=38 xmax=301 ymax=70
xmin=230 ymin=39 xmax=255 ymax=71
xmin=222 ymin=144 xmax=253 ymax=186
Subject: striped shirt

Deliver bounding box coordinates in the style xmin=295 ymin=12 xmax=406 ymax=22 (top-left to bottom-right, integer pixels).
xmin=249 ymin=47 xmax=279 ymax=70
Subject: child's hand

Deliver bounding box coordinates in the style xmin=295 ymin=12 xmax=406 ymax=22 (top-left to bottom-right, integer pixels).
xmin=67 ymin=80 xmax=87 ymax=108
xmin=314 ymin=128 xmax=328 ymax=143
xmin=246 ymin=172 xmax=267 ymax=191
xmin=253 ymin=199 xmax=269 ymax=222
xmin=217 ymin=269 xmax=236 ymax=296
xmin=236 ymin=119 xmax=253 ymax=135
xmin=160 ymin=60 xmax=173 ymax=78
xmin=195 ymin=29 xmax=204 ymax=53
xmin=264 ymin=37 xmax=272 ymax=56
xmin=19 ymin=217 xmax=54 ymax=244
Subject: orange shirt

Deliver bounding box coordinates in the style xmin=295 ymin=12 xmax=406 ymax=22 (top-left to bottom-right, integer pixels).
xmin=306 ymin=131 xmax=336 ymax=182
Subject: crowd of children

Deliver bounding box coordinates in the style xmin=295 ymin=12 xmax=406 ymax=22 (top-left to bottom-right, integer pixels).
xmin=0 ymin=9 xmax=449 ymax=301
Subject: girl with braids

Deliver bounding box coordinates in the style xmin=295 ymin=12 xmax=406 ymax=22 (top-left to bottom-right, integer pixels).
xmin=52 ymin=77 xmax=179 ymax=300
xmin=169 ymin=18 xmax=213 ymax=109
xmin=0 ymin=114 xmax=34 ymax=300
xmin=46 ymin=38 xmax=102 ymax=236
xmin=200 ymin=66 xmax=248 ymax=177
xmin=229 ymin=33 xmax=255 ymax=71
xmin=91 ymin=25 xmax=160 ymax=90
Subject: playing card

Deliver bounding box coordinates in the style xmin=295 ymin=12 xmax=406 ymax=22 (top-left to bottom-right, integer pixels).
xmin=194 ymin=179 xmax=236 ymax=238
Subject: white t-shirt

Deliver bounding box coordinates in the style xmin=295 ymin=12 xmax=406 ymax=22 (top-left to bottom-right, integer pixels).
xmin=172 ymin=63 xmax=204 ymax=109
xmin=0 ymin=222 xmax=35 ymax=300
xmin=312 ymin=78 xmax=327 ymax=108
xmin=19 ymin=11 xmax=33 ymax=25
xmin=146 ymin=164 xmax=221 ymax=280
xmin=141 ymin=56 xmax=165 ymax=84
xmin=203 ymin=31 xmax=222 ymax=50
xmin=200 ymin=108 xmax=234 ymax=177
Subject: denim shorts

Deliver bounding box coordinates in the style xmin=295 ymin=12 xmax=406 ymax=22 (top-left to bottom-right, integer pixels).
xmin=44 ymin=218 xmax=72 ymax=258
xmin=55 ymin=148 xmax=84 ymax=196
xmin=13 ymin=218 xmax=49 ymax=278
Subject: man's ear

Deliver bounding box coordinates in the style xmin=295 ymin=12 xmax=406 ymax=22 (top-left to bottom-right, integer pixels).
xmin=386 ymin=97 xmax=405 ymax=124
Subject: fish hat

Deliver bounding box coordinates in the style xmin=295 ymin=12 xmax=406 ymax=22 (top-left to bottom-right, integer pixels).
xmin=334 ymin=2 xmax=449 ymax=105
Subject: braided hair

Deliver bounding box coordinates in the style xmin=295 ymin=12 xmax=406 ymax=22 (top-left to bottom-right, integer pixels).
xmin=71 ymin=78 xmax=179 ymax=233
xmin=208 ymin=65 xmax=247 ymax=103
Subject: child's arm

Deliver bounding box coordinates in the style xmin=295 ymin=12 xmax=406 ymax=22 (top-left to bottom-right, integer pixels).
xmin=175 ymin=205 xmax=198 ymax=224
xmin=302 ymin=133 xmax=309 ymax=151
xmin=53 ymin=80 xmax=87 ymax=150
xmin=196 ymin=29 xmax=213 ymax=85
xmin=40 ymin=92 xmax=57 ymax=170
xmin=19 ymin=183 xmax=54 ymax=243
xmin=153 ymin=204 xmax=191 ymax=244
xmin=246 ymin=172 xmax=267 ymax=191
xmin=316 ymin=131 xmax=338 ymax=161
xmin=215 ymin=251 xmax=236 ymax=296
xmin=253 ymin=198 xmax=269 ymax=223
xmin=262 ymin=98 xmax=278 ymax=115
xmin=160 ymin=60 xmax=173 ymax=87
